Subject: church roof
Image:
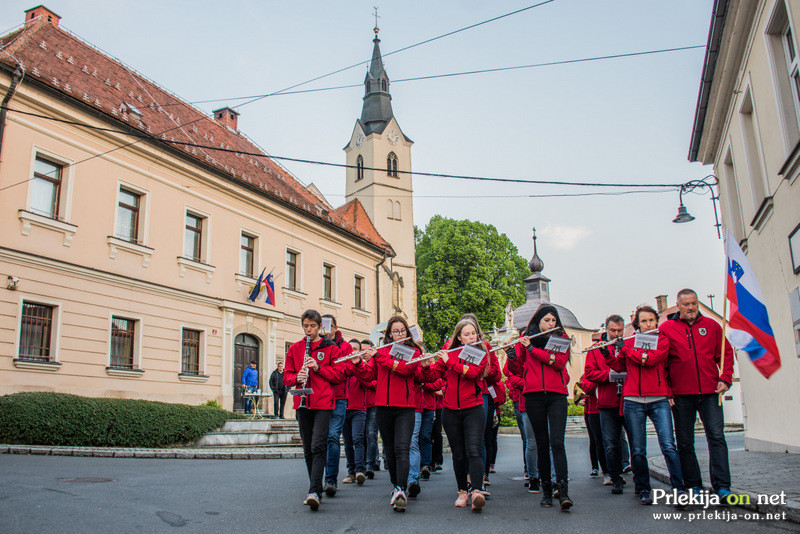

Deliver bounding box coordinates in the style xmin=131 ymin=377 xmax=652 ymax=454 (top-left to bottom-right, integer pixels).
xmin=512 ymin=300 xmax=587 ymax=331
xmin=0 ymin=15 xmax=392 ymax=253
xmin=360 ymin=32 xmax=395 ymax=136
xmin=332 ymin=199 xmax=390 ymax=249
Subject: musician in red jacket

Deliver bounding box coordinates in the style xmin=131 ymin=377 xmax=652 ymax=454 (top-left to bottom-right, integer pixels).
xmin=283 ymin=310 xmax=347 ymax=511
xmin=661 ymin=289 xmax=734 ymax=498
xmin=430 ymin=318 xmax=490 ymax=512
xmin=323 ymin=315 xmax=353 ymax=496
xmin=507 ymin=305 xmax=573 ymax=510
xmin=604 ymin=306 xmax=685 ymax=505
xmin=342 ymin=339 xmax=372 ymax=486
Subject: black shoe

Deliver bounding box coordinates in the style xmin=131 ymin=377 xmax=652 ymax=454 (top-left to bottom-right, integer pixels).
xmin=611 ymin=478 xmax=624 ymax=495
xmin=640 ymin=490 xmax=653 ymax=505
xmin=324 ymin=483 xmax=337 ymax=497
xmin=365 ymin=469 xmax=374 ymax=479
xmin=408 ymin=481 xmax=421 ymax=498
xmin=540 ymin=481 xmax=553 ymax=507
xmin=557 ymin=480 xmax=573 ymax=511
xmin=528 ymin=477 xmax=540 ymax=494
xmin=421 ymin=466 xmax=431 ymax=479
xmin=434 ymin=464 xmax=443 ymax=472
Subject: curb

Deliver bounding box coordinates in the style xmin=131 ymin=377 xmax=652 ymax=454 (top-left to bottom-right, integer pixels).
xmin=648 ymin=460 xmax=800 ymax=524
xmin=0 ymin=444 xmax=306 ymax=459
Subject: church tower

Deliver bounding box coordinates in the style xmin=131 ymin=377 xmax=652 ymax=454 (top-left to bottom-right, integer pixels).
xmin=344 ymin=25 xmax=416 ymax=322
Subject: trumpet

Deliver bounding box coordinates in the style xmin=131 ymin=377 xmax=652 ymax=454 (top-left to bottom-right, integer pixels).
xmin=580 ymin=329 xmax=659 ymax=353
xmin=333 ymin=336 xmax=410 ymax=364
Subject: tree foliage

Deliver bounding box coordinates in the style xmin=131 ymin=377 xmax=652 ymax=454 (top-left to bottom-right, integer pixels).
xmin=415 ymin=216 xmax=529 ymax=350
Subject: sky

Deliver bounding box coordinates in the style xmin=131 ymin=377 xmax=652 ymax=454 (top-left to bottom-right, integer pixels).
xmin=1 ymin=0 xmax=722 ymax=329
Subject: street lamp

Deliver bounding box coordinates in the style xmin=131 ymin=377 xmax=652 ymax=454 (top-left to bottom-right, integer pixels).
xmin=672 ymin=175 xmax=721 ymax=239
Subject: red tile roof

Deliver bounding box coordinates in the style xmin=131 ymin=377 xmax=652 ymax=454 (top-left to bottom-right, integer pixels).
xmin=0 ymin=18 xmax=391 ymax=252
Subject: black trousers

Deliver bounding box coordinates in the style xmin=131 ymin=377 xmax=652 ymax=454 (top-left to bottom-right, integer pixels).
xmin=431 ymin=407 xmax=444 ymax=466
xmin=672 ymin=394 xmax=731 ymax=490
xmin=273 ymin=391 xmax=287 ymax=418
xmin=375 ymin=406 xmax=415 ymax=490
xmin=296 ymin=408 xmax=332 ymax=495
xmin=442 ymin=405 xmax=486 ymax=492
xmin=524 ymin=392 xmax=568 ymax=484
xmin=585 ymin=412 xmax=607 ymax=473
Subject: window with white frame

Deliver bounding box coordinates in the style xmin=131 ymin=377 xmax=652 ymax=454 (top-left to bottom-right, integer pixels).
xmin=323 ymin=263 xmax=334 ymax=301
xmin=387 ymin=199 xmax=394 ymax=220
xmin=766 ymin=2 xmax=800 ymax=149
xmin=183 ymin=212 xmax=206 ymax=262
xmin=181 ymin=328 xmax=202 ymax=375
xmin=18 ymin=301 xmax=55 ymax=361
xmin=738 ymin=87 xmax=769 ymax=213
xmin=286 ymin=249 xmax=300 ymax=291
xmin=354 ymin=275 xmax=364 ymax=309
xmin=721 ymin=148 xmax=746 ymax=242
xmin=240 ymin=233 xmax=256 ymax=277
xmin=116 ymin=188 xmax=141 ymax=243
xmin=110 ymin=317 xmax=137 ymax=369
xmin=30 ymin=156 xmax=63 ymax=219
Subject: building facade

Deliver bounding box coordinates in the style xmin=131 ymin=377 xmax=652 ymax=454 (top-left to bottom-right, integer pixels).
xmin=690 ymin=0 xmax=800 ymax=452
xmin=0 ymin=6 xmax=416 ymax=412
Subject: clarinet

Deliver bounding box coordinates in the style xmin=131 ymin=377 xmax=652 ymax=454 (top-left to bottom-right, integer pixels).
xmin=614 ymin=345 xmax=624 ymax=397
xmin=299 ymin=335 xmax=311 ymax=408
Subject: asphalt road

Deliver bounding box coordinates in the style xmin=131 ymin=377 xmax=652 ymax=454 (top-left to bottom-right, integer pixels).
xmin=1 ymin=432 xmax=796 ymax=534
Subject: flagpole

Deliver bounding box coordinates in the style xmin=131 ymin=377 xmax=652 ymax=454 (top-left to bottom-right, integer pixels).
xmin=719 ymin=238 xmax=729 ymax=407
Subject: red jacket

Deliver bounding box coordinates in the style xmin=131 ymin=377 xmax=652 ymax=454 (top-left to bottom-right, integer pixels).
xmin=490 ymin=380 xmax=507 ymax=406
xmin=345 ymin=360 xmax=374 ymax=412
xmin=503 ymin=361 xmax=525 ymax=411
xmin=370 ymin=344 xmax=424 ymax=408
xmin=363 ymin=358 xmax=377 ymax=408
xmin=506 ymin=334 xmax=571 ymax=395
xmin=579 ymin=375 xmax=598 ymax=414
xmin=605 ymin=334 xmax=671 ymax=398
xmin=422 ymin=378 xmax=445 ymax=411
xmin=284 ymin=337 xmax=346 ymax=410
xmin=660 ymin=314 xmax=734 ymax=395
xmin=331 ymin=334 xmax=353 ymax=401
xmin=482 ymin=349 xmax=502 ymax=397
xmin=584 ymin=343 xmax=623 ymax=409
xmin=430 ymin=345 xmax=489 ymax=410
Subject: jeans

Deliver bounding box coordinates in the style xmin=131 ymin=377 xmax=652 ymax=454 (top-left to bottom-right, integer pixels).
xmin=513 ymin=401 xmax=527 ymax=473
xmin=244 ymin=385 xmax=256 ymax=412
xmin=432 ymin=407 xmax=444 ymax=467
xmin=482 ymin=394 xmax=494 ymax=475
xmin=324 ymin=399 xmax=347 ymax=485
xmin=599 ymin=408 xmax=631 ymax=481
xmin=419 ymin=409 xmax=435 ymax=470
xmin=442 ymin=405 xmax=486 ymax=492
xmin=585 ymin=413 xmax=607 ymax=473
xmin=365 ymin=406 xmax=379 ymax=470
xmin=408 ymin=412 xmax=423 ymax=484
xmin=672 ymin=394 xmax=731 ymax=491
xmin=375 ymin=406 xmax=415 ymax=490
xmin=343 ymin=410 xmax=366 ymax=475
xmin=297 ymin=408 xmax=332 ymax=496
xmin=272 ymin=391 xmax=287 ymax=418
xmin=519 ymin=408 xmax=540 ymax=478
xmin=624 ymin=398 xmax=684 ymax=493
xmin=524 ymin=392 xmax=568 ymax=484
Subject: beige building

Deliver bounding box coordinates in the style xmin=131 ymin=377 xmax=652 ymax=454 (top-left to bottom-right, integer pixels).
xmin=689 ymin=0 xmax=800 ymax=452
xmin=0 ymin=6 xmax=417 ymax=412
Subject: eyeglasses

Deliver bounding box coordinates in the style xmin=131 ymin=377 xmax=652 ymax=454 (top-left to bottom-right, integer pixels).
xmin=390 ymin=330 xmax=406 ymax=335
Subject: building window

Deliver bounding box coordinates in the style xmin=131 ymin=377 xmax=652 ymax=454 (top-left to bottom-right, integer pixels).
xmin=738 ymin=87 xmax=768 ymax=213
xmin=110 ymin=317 xmax=136 ymax=369
xmin=116 ymin=188 xmax=141 ymax=243
xmin=240 ymin=233 xmax=255 ymax=277
xmin=356 ymin=155 xmax=364 ymax=181
xmin=354 ymin=275 xmax=364 ymax=309
xmin=19 ymin=302 xmax=54 ymax=361
xmin=394 ymin=201 xmax=401 ymax=221
xmin=387 ymin=199 xmax=394 ymax=220
xmin=30 ymin=156 xmax=63 ymax=219
xmin=181 ymin=328 xmax=201 ymax=375
xmin=766 ymin=2 xmax=800 ymax=150
xmin=286 ymin=250 xmax=299 ymax=291
xmin=183 ymin=212 xmax=204 ymax=262
xmin=790 ymin=223 xmax=800 ymax=274
xmin=387 ymin=152 xmax=398 ymax=177
xmin=323 ymin=263 xmax=334 ymax=301
xmin=721 ymin=149 xmax=746 ymax=242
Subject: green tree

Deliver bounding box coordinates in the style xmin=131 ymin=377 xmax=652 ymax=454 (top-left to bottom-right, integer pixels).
xmin=415 ymin=216 xmax=529 ymax=350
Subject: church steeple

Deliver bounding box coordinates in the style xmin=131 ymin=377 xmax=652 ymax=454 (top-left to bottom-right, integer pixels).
xmin=525 ymin=227 xmax=550 ymax=302
xmin=361 ymin=27 xmax=394 ymax=135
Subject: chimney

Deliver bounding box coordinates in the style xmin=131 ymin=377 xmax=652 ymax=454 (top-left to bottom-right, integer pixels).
xmin=655 ymin=294 xmax=668 ymax=313
xmin=25 ymin=5 xmax=61 ymax=27
xmin=212 ymin=107 xmax=239 ymax=131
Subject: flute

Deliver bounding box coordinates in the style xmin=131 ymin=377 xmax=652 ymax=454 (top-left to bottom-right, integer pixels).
xmin=299 ymin=335 xmax=311 ymax=408
xmin=333 ymin=336 xmax=410 ymax=364
xmin=488 ymin=326 xmax=563 ymax=354
xmin=406 ymin=340 xmax=485 ymax=365
xmin=580 ymin=328 xmax=659 ymax=353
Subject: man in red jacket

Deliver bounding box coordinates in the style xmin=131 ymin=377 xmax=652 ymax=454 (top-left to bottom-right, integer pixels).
xmin=661 ymin=289 xmax=735 ymax=498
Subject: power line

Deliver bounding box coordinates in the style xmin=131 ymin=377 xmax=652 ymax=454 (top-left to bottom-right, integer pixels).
xmin=0 ymin=106 xmax=684 ymax=191
xmin=322 ymin=189 xmax=675 ymax=199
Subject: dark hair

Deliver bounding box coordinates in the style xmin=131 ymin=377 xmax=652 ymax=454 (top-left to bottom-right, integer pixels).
xmin=250 ymin=360 xmax=257 ymax=365
xmin=322 ymin=313 xmax=337 ymax=327
xmin=632 ymin=306 xmax=659 ymax=331
xmin=525 ymin=304 xmax=564 ymax=349
xmin=605 ymin=314 xmax=625 ymax=328
xmin=301 ymin=309 xmax=322 ymax=325
xmin=348 ymin=338 xmax=362 ymax=350
xmin=677 ymin=288 xmax=697 ymax=300
xmin=361 ymin=339 xmax=374 ymax=347
xmin=382 ymin=316 xmax=421 ymax=350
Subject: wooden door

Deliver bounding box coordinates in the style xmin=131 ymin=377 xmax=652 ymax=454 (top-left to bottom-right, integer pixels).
xmin=234 ymin=334 xmax=259 ymax=411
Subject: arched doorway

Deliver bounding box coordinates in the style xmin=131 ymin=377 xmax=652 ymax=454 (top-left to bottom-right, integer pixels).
xmin=234 ymin=333 xmax=260 ymax=411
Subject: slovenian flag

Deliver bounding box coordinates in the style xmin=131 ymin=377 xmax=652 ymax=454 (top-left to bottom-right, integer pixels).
xmin=248 ymin=267 xmax=266 ymax=302
xmin=264 ymin=272 xmax=275 ymax=306
xmin=724 ymin=231 xmax=781 ymax=378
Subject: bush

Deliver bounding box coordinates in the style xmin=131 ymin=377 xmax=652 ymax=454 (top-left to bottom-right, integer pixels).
xmin=0 ymin=392 xmax=240 ymax=448
xmin=567 ymin=399 xmax=584 ymax=417
xmin=200 ymin=399 xmax=223 ymax=409
xmin=499 ymin=398 xmax=517 ymax=427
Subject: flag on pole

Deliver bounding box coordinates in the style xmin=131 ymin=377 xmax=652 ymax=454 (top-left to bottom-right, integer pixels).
xmin=724 ymin=231 xmax=781 ymax=378
xmin=264 ymin=272 xmax=275 ymax=306
xmin=248 ymin=267 xmax=266 ymax=302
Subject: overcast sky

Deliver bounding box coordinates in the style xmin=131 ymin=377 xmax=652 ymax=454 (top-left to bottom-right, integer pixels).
xmin=2 ymin=0 xmax=722 ymax=329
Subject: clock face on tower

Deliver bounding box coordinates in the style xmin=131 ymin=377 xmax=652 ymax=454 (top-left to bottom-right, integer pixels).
xmin=385 ymin=129 xmax=400 ymax=145
xmin=354 ymin=133 xmax=365 ymax=147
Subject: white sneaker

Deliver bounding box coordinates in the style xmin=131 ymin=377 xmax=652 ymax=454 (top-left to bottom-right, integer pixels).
xmin=303 ymin=493 xmax=320 ymax=511
xmin=390 ymin=487 xmax=407 ymax=511
xmin=603 ymin=475 xmax=612 ymax=486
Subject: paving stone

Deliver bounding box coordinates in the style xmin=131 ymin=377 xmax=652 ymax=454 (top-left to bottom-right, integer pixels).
xmin=133 ymin=450 xmax=156 ymax=458
xmin=92 ymin=449 xmax=114 ymax=457
xmin=114 ymin=450 xmax=134 ymax=458
xmin=72 ymin=448 xmax=94 ymax=457
xmin=29 ymin=447 xmax=51 ymax=455
xmin=9 ymin=446 xmax=31 ymax=454
xmin=50 ymin=448 xmax=75 ymax=456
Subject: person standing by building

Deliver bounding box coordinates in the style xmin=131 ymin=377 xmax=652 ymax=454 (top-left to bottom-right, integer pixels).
xmin=661 ymin=289 xmax=734 ymax=498
xmin=269 ymin=362 xmax=287 ymax=419
xmin=242 ymin=360 xmax=258 ymax=414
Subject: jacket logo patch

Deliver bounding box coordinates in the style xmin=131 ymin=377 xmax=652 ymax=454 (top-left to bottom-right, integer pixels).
xmin=316 ymin=351 xmax=325 ymax=361
xmin=698 ymin=328 xmax=707 ymax=336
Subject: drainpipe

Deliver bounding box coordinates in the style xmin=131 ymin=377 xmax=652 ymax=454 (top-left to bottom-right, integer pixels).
xmin=375 ymin=248 xmax=394 ymax=323
xmin=0 ymin=65 xmax=24 ymax=163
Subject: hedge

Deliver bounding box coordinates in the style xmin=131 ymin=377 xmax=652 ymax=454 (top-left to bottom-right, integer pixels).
xmin=0 ymin=392 xmax=241 ymax=448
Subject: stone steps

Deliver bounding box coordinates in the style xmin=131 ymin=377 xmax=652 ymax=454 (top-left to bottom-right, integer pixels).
xmin=195 ymin=419 xmax=302 ymax=448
